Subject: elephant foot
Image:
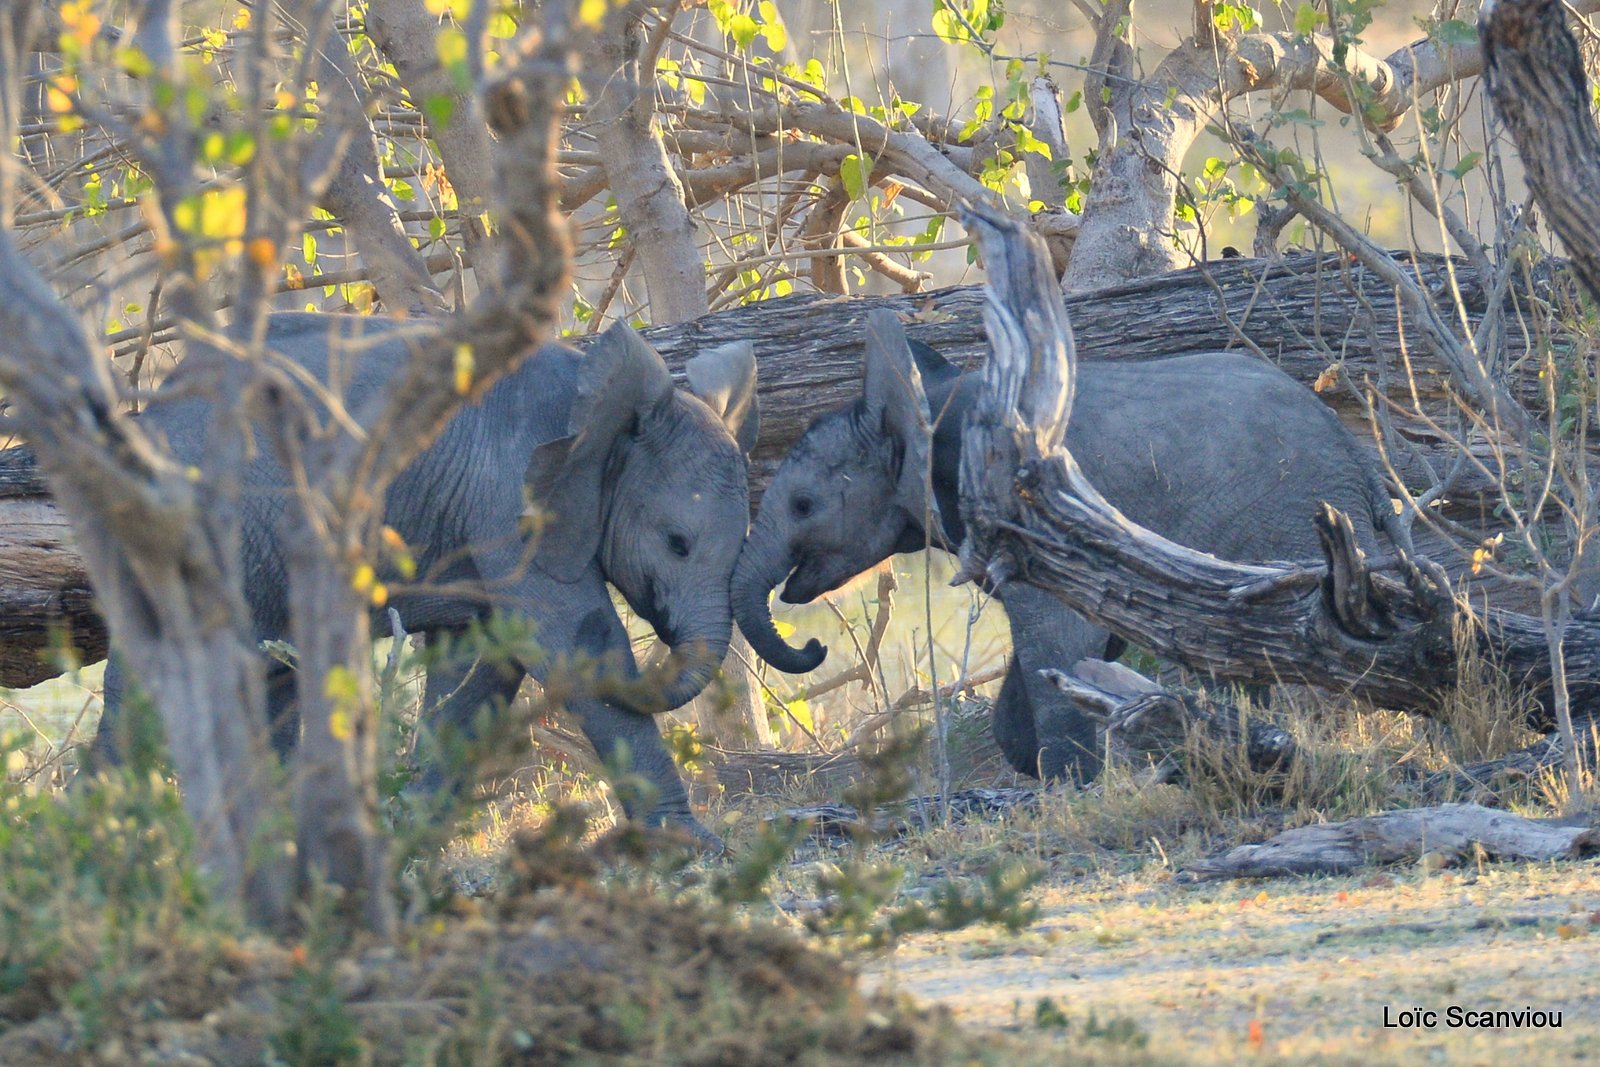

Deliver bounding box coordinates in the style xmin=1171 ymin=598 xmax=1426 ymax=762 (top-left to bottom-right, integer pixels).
xmin=639 ymin=808 xmax=726 ymax=857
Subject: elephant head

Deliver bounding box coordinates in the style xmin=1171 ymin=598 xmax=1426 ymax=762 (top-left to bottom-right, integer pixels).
xmin=733 ymin=310 xmax=941 ymax=674
xmin=531 ymin=322 xmax=758 ymax=709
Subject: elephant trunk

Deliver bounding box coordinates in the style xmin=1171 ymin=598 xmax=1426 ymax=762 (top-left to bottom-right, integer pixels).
xmin=657 ymin=613 xmax=729 ymax=711
xmin=732 ymin=519 xmax=826 ymax=674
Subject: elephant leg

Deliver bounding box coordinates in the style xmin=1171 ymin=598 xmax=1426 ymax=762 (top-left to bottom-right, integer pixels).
xmin=989 ymin=661 xmax=1039 ymax=777
xmin=265 ymin=659 xmax=300 ymax=760
xmin=545 ymin=604 xmax=704 ymax=842
xmin=995 ymin=583 xmax=1111 ymax=783
xmin=88 ymin=654 xmax=130 ymax=768
xmin=408 ymin=625 xmax=527 ymax=795
xmin=470 ymin=551 xmax=713 ymax=847
xmin=93 ymin=652 xmax=291 ymax=772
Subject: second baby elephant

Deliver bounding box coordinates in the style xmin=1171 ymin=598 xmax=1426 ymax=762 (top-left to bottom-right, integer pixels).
xmin=95 ymin=314 xmax=758 ymax=843
xmin=733 ymin=310 xmax=1410 ymax=783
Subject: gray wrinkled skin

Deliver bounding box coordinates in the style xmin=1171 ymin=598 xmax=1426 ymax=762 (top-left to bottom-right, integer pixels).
xmin=733 ymin=328 xmax=1408 ymax=783
xmin=94 ymin=313 xmax=756 ymax=841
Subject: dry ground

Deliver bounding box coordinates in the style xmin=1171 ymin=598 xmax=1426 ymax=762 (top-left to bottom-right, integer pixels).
xmin=866 ymin=856 xmax=1600 ymax=1064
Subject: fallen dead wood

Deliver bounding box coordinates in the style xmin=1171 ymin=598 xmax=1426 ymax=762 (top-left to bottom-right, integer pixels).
xmin=954 ymin=201 xmax=1600 ymax=729
xmin=1422 ymin=729 xmax=1600 ymax=803
xmin=705 ymin=746 xmax=868 ymax=799
xmin=1179 ymin=803 xmax=1600 ymax=881
xmin=773 ymin=787 xmax=1040 ymax=841
xmin=0 ymin=247 xmax=1568 ymax=688
xmin=1041 ymin=659 xmax=1296 ymax=785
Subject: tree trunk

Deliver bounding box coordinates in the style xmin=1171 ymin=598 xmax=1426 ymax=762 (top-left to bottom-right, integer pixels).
xmin=366 ymin=0 xmax=498 ymax=262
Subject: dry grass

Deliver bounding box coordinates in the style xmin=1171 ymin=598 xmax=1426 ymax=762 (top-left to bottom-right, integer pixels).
xmin=3 ymin=586 xmax=1596 ymax=1065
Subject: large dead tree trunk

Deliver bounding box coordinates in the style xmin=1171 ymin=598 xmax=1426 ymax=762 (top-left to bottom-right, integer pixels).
xmin=953 ymin=203 xmax=1600 ymax=736
xmin=0 ymin=249 xmax=1573 ymax=689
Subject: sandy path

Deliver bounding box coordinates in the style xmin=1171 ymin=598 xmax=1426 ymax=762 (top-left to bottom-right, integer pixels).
xmin=865 ymin=860 xmax=1600 ymax=1063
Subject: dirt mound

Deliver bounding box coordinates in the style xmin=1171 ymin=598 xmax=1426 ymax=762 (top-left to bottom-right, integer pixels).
xmin=0 ymin=823 xmax=990 ymax=1066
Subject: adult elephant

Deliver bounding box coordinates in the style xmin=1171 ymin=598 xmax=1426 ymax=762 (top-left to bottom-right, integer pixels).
xmin=733 ymin=310 xmax=1409 ymax=783
xmin=95 ymin=315 xmax=758 ymax=844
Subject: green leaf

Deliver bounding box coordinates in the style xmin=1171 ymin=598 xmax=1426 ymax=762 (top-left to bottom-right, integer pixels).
xmin=840 ymin=152 xmax=873 ymax=200
xmin=931 ymin=7 xmax=967 ymax=44
xmin=1448 ymin=150 xmax=1483 ymax=179
xmin=729 ymin=12 xmax=758 ymax=50
xmin=1433 ymin=18 xmax=1477 ymax=47
xmin=423 ymin=93 xmax=455 ymax=130
xmin=757 ymin=0 xmax=787 ymax=49
xmin=1293 ymin=2 xmax=1323 ymax=33
xmin=1013 ymin=126 xmax=1052 ymax=160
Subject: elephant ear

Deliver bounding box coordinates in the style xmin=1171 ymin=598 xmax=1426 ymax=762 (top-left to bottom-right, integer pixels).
xmin=861 ymin=309 xmax=942 ymax=531
xmin=529 ymin=324 xmax=675 ymax=581
xmin=907 ymin=337 xmax=963 ymax=387
xmin=686 ymin=340 xmax=760 ymax=455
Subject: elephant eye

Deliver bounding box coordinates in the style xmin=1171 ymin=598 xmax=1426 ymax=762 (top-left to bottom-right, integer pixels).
xmin=791 ymin=495 xmax=814 ymax=519
xmin=667 ymin=532 xmax=691 ymax=558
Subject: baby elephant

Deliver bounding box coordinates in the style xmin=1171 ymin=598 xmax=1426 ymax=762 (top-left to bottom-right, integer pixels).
xmin=733 ymin=309 xmax=1409 ymax=783
xmin=95 ymin=315 xmax=757 ymax=842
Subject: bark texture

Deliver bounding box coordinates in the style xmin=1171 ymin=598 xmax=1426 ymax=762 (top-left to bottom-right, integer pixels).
xmin=1182 ymin=804 xmax=1599 ymax=880
xmin=1482 ymin=0 xmax=1600 ymax=338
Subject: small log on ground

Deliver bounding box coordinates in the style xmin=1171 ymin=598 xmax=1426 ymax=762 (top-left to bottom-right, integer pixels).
xmin=953 ymin=201 xmax=1600 ymax=729
xmin=705 ymin=746 xmax=868 ymax=799
xmin=1041 ymin=659 xmax=1296 ymax=784
xmin=1421 ymin=729 xmax=1600 ymax=804
xmin=773 ymin=787 xmax=1040 ymax=841
xmin=1179 ymin=803 xmax=1600 ymax=881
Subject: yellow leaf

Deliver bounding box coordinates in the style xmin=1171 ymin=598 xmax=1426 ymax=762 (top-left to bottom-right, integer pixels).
xmin=172 ymin=186 xmax=247 ymax=240
xmin=324 ymin=664 xmax=359 ymax=709
xmin=786 ymin=698 xmax=813 ymax=732
xmin=351 ymin=562 xmax=376 ymax=593
xmin=275 ymin=89 xmax=297 ymax=110
xmin=381 ymin=526 xmax=407 ymax=551
xmin=578 ymin=0 xmax=610 ymax=29
xmin=329 ymin=708 xmax=354 ymax=741
xmin=284 ymin=263 xmax=304 ymax=290
xmin=233 ymin=7 xmax=251 ymax=29
xmin=1312 ymin=365 xmax=1339 ymax=393
xmin=435 ymin=26 xmax=467 ymax=67
xmin=453 ymin=343 xmax=474 ymax=394
xmin=370 ymin=582 xmax=389 ymax=608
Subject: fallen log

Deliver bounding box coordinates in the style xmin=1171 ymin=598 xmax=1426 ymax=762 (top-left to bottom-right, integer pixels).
xmin=953 ymin=202 xmax=1600 ymax=731
xmin=0 ymin=248 xmax=1563 ymax=688
xmin=1040 ymin=659 xmax=1296 ymax=785
xmin=1179 ymin=803 xmax=1599 ymax=881
xmin=773 ymin=787 xmax=1041 ymax=841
